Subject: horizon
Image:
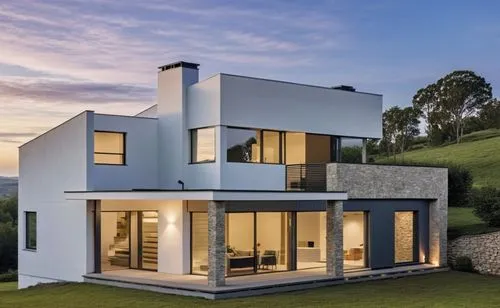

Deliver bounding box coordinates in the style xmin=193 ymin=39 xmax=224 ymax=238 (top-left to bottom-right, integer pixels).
xmin=1 ymin=0 xmax=500 ymax=176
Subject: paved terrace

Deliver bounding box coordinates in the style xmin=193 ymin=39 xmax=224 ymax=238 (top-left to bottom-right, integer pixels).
xmin=84 ymin=264 xmax=447 ymax=299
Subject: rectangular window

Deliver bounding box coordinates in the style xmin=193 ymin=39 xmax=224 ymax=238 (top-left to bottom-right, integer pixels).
xmin=227 ymin=128 xmax=261 ymax=163
xmin=26 ymin=212 xmax=37 ymax=250
xmin=262 ymin=131 xmax=280 ymax=163
xmin=191 ymin=127 xmax=216 ymax=163
xmin=94 ymin=131 xmax=125 ymax=165
xmin=394 ymin=211 xmax=417 ymax=263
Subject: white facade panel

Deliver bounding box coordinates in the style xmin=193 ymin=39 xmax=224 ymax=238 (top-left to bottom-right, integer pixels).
xmin=220 ymin=74 xmax=382 ymax=139
xmin=221 ymin=163 xmax=286 ymax=190
xmin=186 ymin=74 xmax=221 ymax=129
xmin=18 ymin=111 xmax=92 ymax=286
xmin=92 ymin=114 xmax=159 ymax=190
xmin=135 ymin=105 xmax=158 ymax=118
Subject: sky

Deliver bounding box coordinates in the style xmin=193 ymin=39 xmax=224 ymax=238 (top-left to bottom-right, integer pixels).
xmin=1 ymin=0 xmax=499 ymax=176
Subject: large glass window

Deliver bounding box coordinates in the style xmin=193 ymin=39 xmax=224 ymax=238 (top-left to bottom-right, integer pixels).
xmin=340 ymin=138 xmax=363 ymax=163
xmin=227 ymin=128 xmax=261 ymax=163
xmin=191 ymin=127 xmax=215 ymax=163
xmin=226 ymin=213 xmax=255 ymax=276
xmin=191 ymin=213 xmax=209 ymax=275
xmin=141 ymin=211 xmax=158 ymax=270
xmin=94 ymin=131 xmax=125 ymax=165
xmin=394 ymin=211 xmax=416 ymax=263
xmin=296 ymin=212 xmax=327 ymax=270
xmin=343 ymin=212 xmax=366 ymax=270
xmin=101 ymin=212 xmax=130 ymax=271
xmin=262 ymin=131 xmax=280 ymax=163
xmin=25 ymin=212 xmax=37 ymax=250
xmin=256 ymin=213 xmax=289 ymax=273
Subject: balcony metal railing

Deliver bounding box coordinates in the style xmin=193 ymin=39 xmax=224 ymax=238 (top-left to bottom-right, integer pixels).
xmin=285 ymin=164 xmax=327 ymax=192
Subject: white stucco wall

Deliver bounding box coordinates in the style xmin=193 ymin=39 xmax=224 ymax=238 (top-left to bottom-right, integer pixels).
xmin=186 ymin=74 xmax=221 ymax=129
xmin=135 ymin=105 xmax=158 ymax=118
xmin=219 ymin=74 xmax=382 ymax=138
xmin=18 ymin=111 xmax=92 ymax=288
xmin=91 ymin=114 xmax=159 ymax=190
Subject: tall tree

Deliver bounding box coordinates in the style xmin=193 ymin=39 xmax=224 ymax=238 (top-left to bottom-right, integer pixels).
xmin=412 ymin=83 xmax=439 ymax=144
xmin=382 ymin=106 xmax=420 ymax=160
xmin=478 ymin=98 xmax=500 ymax=129
xmin=436 ymin=71 xmax=492 ymax=143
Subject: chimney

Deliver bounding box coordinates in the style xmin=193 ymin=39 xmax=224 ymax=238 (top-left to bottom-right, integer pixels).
xmin=332 ymin=85 xmax=356 ymax=92
xmin=157 ymin=61 xmax=200 ymax=188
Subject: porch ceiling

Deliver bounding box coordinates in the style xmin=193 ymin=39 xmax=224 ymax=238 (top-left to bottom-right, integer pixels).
xmin=64 ymin=189 xmax=348 ymax=201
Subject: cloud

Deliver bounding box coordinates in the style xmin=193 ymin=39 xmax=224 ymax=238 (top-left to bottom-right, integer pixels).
xmin=0 ymin=132 xmax=38 ymax=138
xmin=0 ymin=77 xmax=154 ymax=104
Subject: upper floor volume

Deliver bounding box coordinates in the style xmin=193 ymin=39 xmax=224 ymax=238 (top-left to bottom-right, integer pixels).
xmin=20 ymin=61 xmax=383 ymax=192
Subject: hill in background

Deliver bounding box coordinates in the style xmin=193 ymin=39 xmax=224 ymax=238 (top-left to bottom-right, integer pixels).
xmin=0 ymin=177 xmax=18 ymax=197
xmin=379 ymin=129 xmax=500 ymax=187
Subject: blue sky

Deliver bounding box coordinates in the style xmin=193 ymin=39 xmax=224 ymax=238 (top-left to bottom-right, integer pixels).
xmin=1 ymin=0 xmax=499 ymax=176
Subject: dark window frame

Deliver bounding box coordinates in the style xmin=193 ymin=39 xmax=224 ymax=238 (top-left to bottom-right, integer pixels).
xmin=25 ymin=211 xmax=37 ymax=250
xmin=226 ymin=126 xmax=283 ymax=165
xmin=94 ymin=130 xmax=127 ymax=165
xmin=190 ymin=126 xmax=216 ymax=164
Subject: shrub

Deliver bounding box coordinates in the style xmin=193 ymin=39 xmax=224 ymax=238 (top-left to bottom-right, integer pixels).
xmin=0 ymin=270 xmax=17 ymax=282
xmin=472 ymin=187 xmax=500 ymax=227
xmin=453 ymin=256 xmax=474 ymax=272
xmin=448 ymin=164 xmax=474 ymax=207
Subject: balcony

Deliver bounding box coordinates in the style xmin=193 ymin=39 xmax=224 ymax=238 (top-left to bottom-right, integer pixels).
xmin=286 ymin=164 xmax=327 ymax=192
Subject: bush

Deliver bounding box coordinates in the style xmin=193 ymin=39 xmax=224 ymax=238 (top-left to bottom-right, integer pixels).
xmin=0 ymin=270 xmax=17 ymax=282
xmin=472 ymin=187 xmax=500 ymax=227
xmin=453 ymin=256 xmax=474 ymax=272
xmin=448 ymin=164 xmax=474 ymax=207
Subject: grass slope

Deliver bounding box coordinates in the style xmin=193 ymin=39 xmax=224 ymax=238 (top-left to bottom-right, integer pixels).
xmin=381 ymin=133 xmax=500 ymax=187
xmin=448 ymin=207 xmax=500 ymax=239
xmin=1 ymin=272 xmax=500 ymax=307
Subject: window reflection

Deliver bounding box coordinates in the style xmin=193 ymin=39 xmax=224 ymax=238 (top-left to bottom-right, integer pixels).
xmin=262 ymin=131 xmax=280 ymax=163
xmin=227 ymin=128 xmax=260 ymax=163
xmin=191 ymin=127 xmax=215 ymax=163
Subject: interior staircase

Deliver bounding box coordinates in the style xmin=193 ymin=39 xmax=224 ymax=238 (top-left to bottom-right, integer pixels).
xmin=141 ymin=213 xmax=158 ymax=270
xmin=108 ymin=215 xmax=130 ymax=267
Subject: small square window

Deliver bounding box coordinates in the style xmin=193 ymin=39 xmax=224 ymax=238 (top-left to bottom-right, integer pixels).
xmin=26 ymin=212 xmax=37 ymax=250
xmin=94 ymin=131 xmax=125 ymax=165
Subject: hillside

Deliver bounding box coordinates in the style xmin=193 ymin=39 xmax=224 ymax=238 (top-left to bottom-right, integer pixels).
xmin=0 ymin=177 xmax=18 ymax=197
xmin=379 ymin=130 xmax=500 ymax=188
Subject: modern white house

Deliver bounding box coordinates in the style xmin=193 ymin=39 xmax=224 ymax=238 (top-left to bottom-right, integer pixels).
xmin=18 ymin=61 xmax=448 ymax=298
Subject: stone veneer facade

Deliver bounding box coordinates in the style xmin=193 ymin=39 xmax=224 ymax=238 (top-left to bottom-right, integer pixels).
xmin=208 ymin=201 xmax=226 ymax=287
xmin=326 ymin=200 xmax=344 ymax=276
xmin=326 ymin=163 xmax=448 ymax=266
xmin=448 ymin=231 xmax=500 ymax=275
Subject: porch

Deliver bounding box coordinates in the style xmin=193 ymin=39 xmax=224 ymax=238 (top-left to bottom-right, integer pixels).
xmin=83 ymin=264 xmax=447 ymax=299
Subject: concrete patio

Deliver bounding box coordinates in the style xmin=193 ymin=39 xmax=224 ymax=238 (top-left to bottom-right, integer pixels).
xmin=84 ymin=264 xmax=448 ymax=299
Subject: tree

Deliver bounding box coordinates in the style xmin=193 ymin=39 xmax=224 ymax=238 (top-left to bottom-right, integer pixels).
xmin=436 ymin=71 xmax=492 ymax=143
xmin=382 ymin=106 xmax=420 ymax=160
xmin=0 ymin=196 xmax=18 ymax=273
xmin=412 ymin=83 xmax=439 ymax=144
xmin=478 ymin=98 xmax=500 ymax=129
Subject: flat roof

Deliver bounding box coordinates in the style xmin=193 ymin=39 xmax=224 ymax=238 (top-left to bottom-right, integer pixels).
xmin=65 ymin=189 xmax=348 ymax=201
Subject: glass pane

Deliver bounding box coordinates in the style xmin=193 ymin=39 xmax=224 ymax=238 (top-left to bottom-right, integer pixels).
xmin=94 ymin=132 xmax=124 ymax=154
xmin=94 ymin=153 xmax=124 ymax=164
xmin=262 ymin=131 xmax=280 ymax=163
xmin=256 ymin=212 xmax=289 ymax=273
xmin=141 ymin=211 xmax=158 ymax=270
xmin=26 ymin=212 xmax=37 ymax=249
xmin=395 ymin=212 xmax=415 ymax=263
xmin=192 ymin=128 xmax=215 ymax=162
xmin=191 ymin=213 xmax=209 ymax=275
xmin=284 ymin=132 xmax=305 ymax=164
xmin=344 ymin=212 xmax=366 ymax=270
xmin=305 ymin=134 xmax=331 ymax=163
xmin=101 ymin=212 xmax=130 ymax=271
xmin=341 ymin=138 xmax=363 ymax=163
xmin=226 ymin=213 xmax=255 ymax=276
xmin=227 ymin=128 xmax=260 ymax=163
xmin=296 ymin=212 xmax=327 ymax=270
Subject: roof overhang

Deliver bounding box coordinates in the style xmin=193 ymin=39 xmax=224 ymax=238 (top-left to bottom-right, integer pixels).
xmin=64 ymin=190 xmax=348 ymax=201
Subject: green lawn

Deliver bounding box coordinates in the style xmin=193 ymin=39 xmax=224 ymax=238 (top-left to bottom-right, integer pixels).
xmin=380 ymin=134 xmax=500 ymax=188
xmin=1 ymin=272 xmax=500 ymax=307
xmin=448 ymin=207 xmax=500 ymax=239
xmin=0 ymin=281 xmax=17 ymax=292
